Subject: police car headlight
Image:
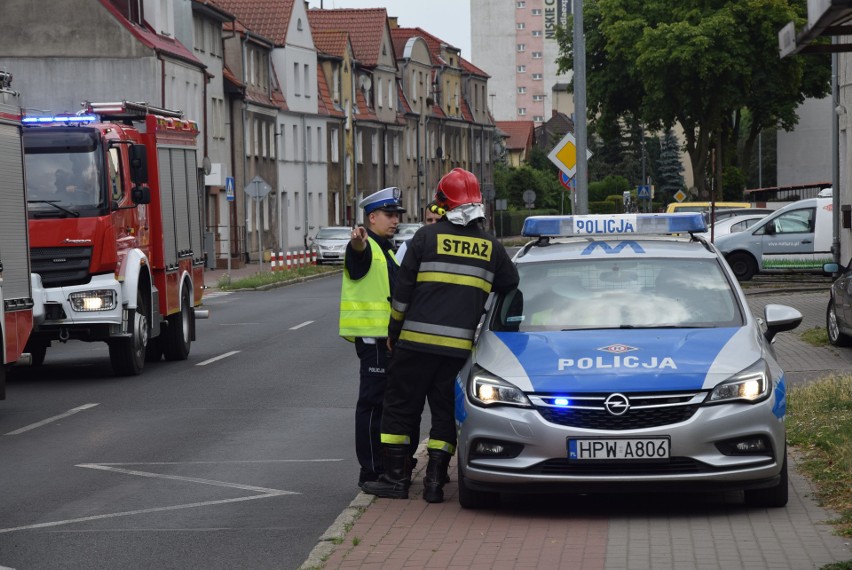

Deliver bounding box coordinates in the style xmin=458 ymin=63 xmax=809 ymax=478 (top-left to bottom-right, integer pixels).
xmin=469 ymin=366 xmax=532 ymax=408
xmin=708 ymin=359 xmax=771 ymax=404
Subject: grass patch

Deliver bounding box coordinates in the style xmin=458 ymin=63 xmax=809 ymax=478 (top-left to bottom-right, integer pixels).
xmin=216 ymin=265 xmax=339 ymax=290
xmin=800 ymin=326 xmax=830 ymax=347
xmin=787 ymin=373 xmax=852 ymax=537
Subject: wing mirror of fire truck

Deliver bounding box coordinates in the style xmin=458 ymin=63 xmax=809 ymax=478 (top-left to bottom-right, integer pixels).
xmin=129 ymin=144 xmax=149 ymax=184
xmin=132 ymin=185 xmax=151 ymax=205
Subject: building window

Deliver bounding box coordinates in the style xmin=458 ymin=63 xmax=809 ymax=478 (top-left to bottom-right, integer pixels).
xmin=516 ymin=22 xmax=525 ymax=30
xmin=532 ymin=73 xmax=543 ymax=80
xmin=516 ymin=0 xmax=525 ymax=7
xmin=357 ymin=132 xmax=363 ymax=164
xmin=534 ymin=115 xmax=544 ymax=122
xmin=533 ymin=94 xmax=545 ymax=101
xmin=518 ymin=108 xmax=526 ymax=116
xmin=294 ymin=62 xmax=301 ymax=96
xmin=532 ymin=30 xmax=543 ymax=37
xmin=518 ymin=86 xmax=527 ymax=94
xmin=317 ymin=126 xmax=323 ymax=161
xmin=292 ymin=125 xmax=298 ymax=160
xmin=517 ymin=44 xmax=526 ymax=52
xmin=517 ymin=65 xmax=526 ymax=73
xmin=331 ymin=128 xmax=339 ymax=163
xmin=532 ymin=8 xmax=542 ymax=15
xmin=306 ymin=126 xmax=312 ymax=161
xmin=532 ymin=51 xmax=543 ymax=59
xmin=372 ymin=133 xmax=378 ymax=164
xmin=304 ymin=64 xmax=310 ymax=98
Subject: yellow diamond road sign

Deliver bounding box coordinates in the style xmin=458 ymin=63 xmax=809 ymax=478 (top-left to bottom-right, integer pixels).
xmin=547 ymin=132 xmax=591 ymax=178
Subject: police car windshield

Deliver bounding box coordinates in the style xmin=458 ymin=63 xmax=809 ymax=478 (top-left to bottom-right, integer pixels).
xmin=493 ymin=258 xmax=742 ymax=332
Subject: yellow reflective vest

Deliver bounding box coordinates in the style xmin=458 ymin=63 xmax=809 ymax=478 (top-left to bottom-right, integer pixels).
xmin=339 ymin=236 xmax=398 ymax=341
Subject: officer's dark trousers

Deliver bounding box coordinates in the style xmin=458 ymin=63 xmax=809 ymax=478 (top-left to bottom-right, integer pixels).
xmin=355 ymin=338 xmax=389 ymax=480
xmin=382 ymin=346 xmax=466 ymax=449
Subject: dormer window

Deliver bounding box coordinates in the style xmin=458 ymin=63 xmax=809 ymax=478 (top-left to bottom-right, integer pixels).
xmin=297 ymin=18 xmax=303 ymax=31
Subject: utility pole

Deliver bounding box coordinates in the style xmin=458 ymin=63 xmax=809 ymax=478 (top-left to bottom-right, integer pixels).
xmin=572 ymin=0 xmax=589 ymax=214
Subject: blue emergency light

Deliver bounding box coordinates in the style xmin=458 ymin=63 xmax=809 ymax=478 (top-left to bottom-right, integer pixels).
xmin=22 ymin=114 xmax=97 ymax=124
xmin=521 ymin=213 xmax=707 ymax=238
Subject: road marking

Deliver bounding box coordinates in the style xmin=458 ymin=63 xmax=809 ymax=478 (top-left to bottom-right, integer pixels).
xmin=195 ymin=351 xmax=240 ymax=366
xmin=202 ymin=291 xmax=233 ymax=299
xmin=4 ymin=403 xmax=99 ymax=436
xmin=289 ymin=320 xmax=314 ymax=330
xmin=0 ymin=462 xmax=299 ymax=534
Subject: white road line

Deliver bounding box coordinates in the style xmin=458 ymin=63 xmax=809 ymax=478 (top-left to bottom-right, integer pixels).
xmin=0 ymin=494 xmax=281 ymax=534
xmin=77 ymin=464 xmax=295 ymax=495
xmin=289 ymin=320 xmax=314 ymax=330
xmin=195 ymin=351 xmax=240 ymax=366
xmin=4 ymin=404 xmax=99 ymax=436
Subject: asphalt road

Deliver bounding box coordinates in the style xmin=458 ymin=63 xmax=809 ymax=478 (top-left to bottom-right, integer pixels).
xmin=0 ymin=276 xmax=361 ymax=570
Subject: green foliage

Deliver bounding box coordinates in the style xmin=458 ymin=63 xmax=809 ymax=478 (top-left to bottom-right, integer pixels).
xmin=589 ymin=174 xmax=631 ymax=202
xmin=556 ymin=0 xmax=831 ymax=196
xmin=656 ymin=130 xmax=685 ymax=202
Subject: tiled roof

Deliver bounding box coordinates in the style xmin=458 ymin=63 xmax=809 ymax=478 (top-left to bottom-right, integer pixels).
xmin=496 ymin=120 xmax=535 ymax=150
xmin=460 ymin=98 xmax=473 ymax=122
xmin=354 ymin=87 xmax=378 ymax=122
xmin=460 ymin=57 xmax=489 ymax=78
xmin=316 ymin=66 xmax=344 ymax=118
xmin=222 ymin=64 xmax=243 ymax=88
xmin=307 ymin=8 xmax=389 ymax=67
xmin=211 ymin=0 xmax=294 ymax=45
xmin=98 ymin=0 xmax=203 ymax=68
xmin=392 ymin=27 xmax=458 ymax=67
xmin=313 ymin=30 xmax=349 ymax=58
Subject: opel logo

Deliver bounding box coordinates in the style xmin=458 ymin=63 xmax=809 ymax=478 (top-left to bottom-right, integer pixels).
xmin=604 ymin=393 xmax=630 ymax=416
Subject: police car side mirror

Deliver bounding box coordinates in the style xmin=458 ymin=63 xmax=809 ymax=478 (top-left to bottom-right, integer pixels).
xmin=763 ymin=304 xmax=802 ymax=342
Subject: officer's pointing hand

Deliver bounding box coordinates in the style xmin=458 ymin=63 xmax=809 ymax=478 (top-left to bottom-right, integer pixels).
xmin=350 ymin=226 xmax=368 ymax=252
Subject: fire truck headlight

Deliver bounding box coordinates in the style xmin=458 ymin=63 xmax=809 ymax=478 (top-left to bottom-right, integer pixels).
xmin=69 ymin=290 xmax=117 ymax=312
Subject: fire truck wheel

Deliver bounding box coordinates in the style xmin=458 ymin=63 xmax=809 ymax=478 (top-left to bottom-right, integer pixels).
xmin=145 ymin=335 xmax=163 ymax=362
xmin=26 ymin=341 xmax=48 ymax=367
xmin=163 ymin=285 xmax=193 ymax=361
xmin=109 ymin=290 xmax=149 ymax=376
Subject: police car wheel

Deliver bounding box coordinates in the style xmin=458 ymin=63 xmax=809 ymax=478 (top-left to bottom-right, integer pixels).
xmin=457 ymin=466 xmax=499 ymax=509
xmin=726 ymin=252 xmax=757 ymax=281
xmin=744 ymin=449 xmax=788 ymax=508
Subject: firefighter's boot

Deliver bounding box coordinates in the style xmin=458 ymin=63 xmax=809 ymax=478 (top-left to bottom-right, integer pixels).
xmin=361 ymin=444 xmax=411 ymax=499
xmin=422 ymin=449 xmax=453 ymax=504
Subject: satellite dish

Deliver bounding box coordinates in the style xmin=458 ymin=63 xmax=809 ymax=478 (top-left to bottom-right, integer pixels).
xmin=202 ymin=156 xmax=212 ymax=176
xmin=359 ymin=74 xmax=372 ymax=91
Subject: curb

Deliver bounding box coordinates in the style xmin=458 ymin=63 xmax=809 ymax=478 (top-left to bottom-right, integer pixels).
xmin=206 ymin=269 xmax=342 ymax=293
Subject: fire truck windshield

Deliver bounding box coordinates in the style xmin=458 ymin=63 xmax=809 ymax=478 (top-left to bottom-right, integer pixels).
xmin=23 ymin=130 xmax=107 ymax=216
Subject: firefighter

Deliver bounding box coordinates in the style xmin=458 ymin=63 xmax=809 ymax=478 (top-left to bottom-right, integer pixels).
xmin=339 ymin=187 xmax=418 ymax=489
xmin=361 ymin=168 xmax=519 ymax=503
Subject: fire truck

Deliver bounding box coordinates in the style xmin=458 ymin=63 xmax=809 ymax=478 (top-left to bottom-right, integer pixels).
xmin=0 ymin=71 xmax=37 ymax=399
xmin=23 ymin=101 xmax=208 ymax=376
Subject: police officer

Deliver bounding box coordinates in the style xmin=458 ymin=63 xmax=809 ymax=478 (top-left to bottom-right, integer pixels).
xmin=339 ymin=187 xmax=417 ymax=489
xmin=361 ymin=169 xmax=519 ymax=503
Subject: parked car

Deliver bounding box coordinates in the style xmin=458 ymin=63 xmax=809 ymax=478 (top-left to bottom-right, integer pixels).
xmin=310 ymin=226 xmax=351 ymax=264
xmin=455 ymin=213 xmax=802 ymax=509
xmin=392 ymin=222 xmax=423 ymax=251
xmin=666 ymin=201 xmax=752 ymax=213
xmin=825 ymin=260 xmax=852 ymax=346
xmin=696 ymin=211 xmax=772 ymax=241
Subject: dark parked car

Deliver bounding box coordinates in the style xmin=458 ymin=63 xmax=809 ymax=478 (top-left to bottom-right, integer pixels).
xmin=826 ymin=260 xmax=852 ymax=346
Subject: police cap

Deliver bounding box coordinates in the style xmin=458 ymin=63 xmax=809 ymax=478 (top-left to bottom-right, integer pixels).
xmin=359 ymin=187 xmax=406 ymax=214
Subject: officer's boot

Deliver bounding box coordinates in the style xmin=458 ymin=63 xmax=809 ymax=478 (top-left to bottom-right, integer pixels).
xmin=422 ymin=449 xmax=453 ymax=504
xmin=361 ymin=444 xmax=411 ymax=499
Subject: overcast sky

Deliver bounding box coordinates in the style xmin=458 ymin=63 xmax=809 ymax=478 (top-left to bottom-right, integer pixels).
xmin=305 ymin=0 xmax=473 ymax=60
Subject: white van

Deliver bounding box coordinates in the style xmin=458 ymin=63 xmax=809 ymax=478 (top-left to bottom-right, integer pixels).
xmin=713 ymin=197 xmax=833 ymax=281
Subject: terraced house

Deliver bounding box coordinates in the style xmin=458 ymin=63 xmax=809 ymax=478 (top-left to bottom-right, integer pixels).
xmin=0 ymin=0 xmax=500 ymax=266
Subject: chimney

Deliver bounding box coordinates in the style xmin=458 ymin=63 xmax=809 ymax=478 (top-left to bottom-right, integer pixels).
xmin=388 ymin=16 xmax=398 ymax=29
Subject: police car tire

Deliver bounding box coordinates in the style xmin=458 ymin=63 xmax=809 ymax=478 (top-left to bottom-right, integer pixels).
xmin=457 ymin=467 xmax=499 ymax=509
xmin=826 ymin=299 xmax=852 ymax=347
xmin=744 ymin=449 xmax=788 ymax=508
xmin=726 ymin=252 xmax=757 ymax=281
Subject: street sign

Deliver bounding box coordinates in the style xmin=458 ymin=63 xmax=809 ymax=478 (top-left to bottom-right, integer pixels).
xmin=225 ymin=176 xmax=235 ymax=202
xmin=482 ymin=182 xmax=495 ymax=201
xmin=244 ymin=175 xmax=271 ymax=200
xmin=522 ymin=189 xmax=536 ymax=207
xmin=559 ymin=171 xmax=575 ymax=191
xmin=547 ymin=132 xmax=593 ymax=178
xmin=495 ymin=199 xmax=507 ymax=211
xmin=637 ymin=184 xmax=651 ymax=199
xmin=674 ymin=189 xmax=687 ymax=203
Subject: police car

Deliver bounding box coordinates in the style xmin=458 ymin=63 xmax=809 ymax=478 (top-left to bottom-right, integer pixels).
xmin=455 ymin=213 xmax=803 ymax=509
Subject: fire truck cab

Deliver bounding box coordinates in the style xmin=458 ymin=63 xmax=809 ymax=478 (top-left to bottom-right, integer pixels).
xmin=23 ymin=101 xmax=207 ymax=376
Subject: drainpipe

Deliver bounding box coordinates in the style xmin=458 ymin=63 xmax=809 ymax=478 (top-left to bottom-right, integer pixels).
xmin=242 ymin=32 xmax=251 ymax=263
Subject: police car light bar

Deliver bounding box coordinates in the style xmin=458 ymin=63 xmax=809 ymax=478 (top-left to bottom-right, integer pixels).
xmin=521 ymin=213 xmax=707 ymax=238
xmin=22 ymin=114 xmax=97 ymax=124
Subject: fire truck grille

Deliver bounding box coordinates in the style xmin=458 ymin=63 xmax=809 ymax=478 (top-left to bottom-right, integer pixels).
xmin=30 ymin=247 xmax=93 ymax=287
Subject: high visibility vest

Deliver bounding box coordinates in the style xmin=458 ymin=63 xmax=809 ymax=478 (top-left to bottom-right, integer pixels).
xmin=339 ymin=237 xmax=398 ymax=341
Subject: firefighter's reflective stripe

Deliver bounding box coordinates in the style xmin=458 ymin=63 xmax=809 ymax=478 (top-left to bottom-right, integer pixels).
xmin=381 ymin=433 xmax=411 ymax=445
xmin=339 ymin=237 xmax=396 ymax=341
xmin=427 ymin=439 xmax=455 ymax=454
xmin=419 ymin=261 xmax=495 ymax=281
xmin=415 ymin=261 xmax=494 ymax=292
xmin=399 ymin=326 xmax=474 ymax=351
xmin=416 ymin=271 xmax=492 ymax=292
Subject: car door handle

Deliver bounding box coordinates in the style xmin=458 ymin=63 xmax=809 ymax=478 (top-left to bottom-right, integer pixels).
xmin=801 ymin=240 xmax=812 ymax=244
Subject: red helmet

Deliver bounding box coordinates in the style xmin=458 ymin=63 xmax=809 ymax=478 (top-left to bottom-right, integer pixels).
xmin=435 ymin=168 xmax=482 ymax=211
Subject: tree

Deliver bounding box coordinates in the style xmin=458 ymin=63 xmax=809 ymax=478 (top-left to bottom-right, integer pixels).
xmin=656 ymin=130 xmax=685 ymax=203
xmin=556 ymin=0 xmax=831 ymax=197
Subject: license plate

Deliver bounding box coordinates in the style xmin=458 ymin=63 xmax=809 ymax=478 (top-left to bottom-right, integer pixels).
xmin=568 ymin=437 xmax=670 ymax=460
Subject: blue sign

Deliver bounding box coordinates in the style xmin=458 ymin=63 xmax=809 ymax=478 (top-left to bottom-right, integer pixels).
xmin=225 ymin=176 xmax=235 ymax=202
xmin=560 ymin=171 xmax=575 ymax=190
xmin=637 ymin=184 xmax=651 ymax=199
